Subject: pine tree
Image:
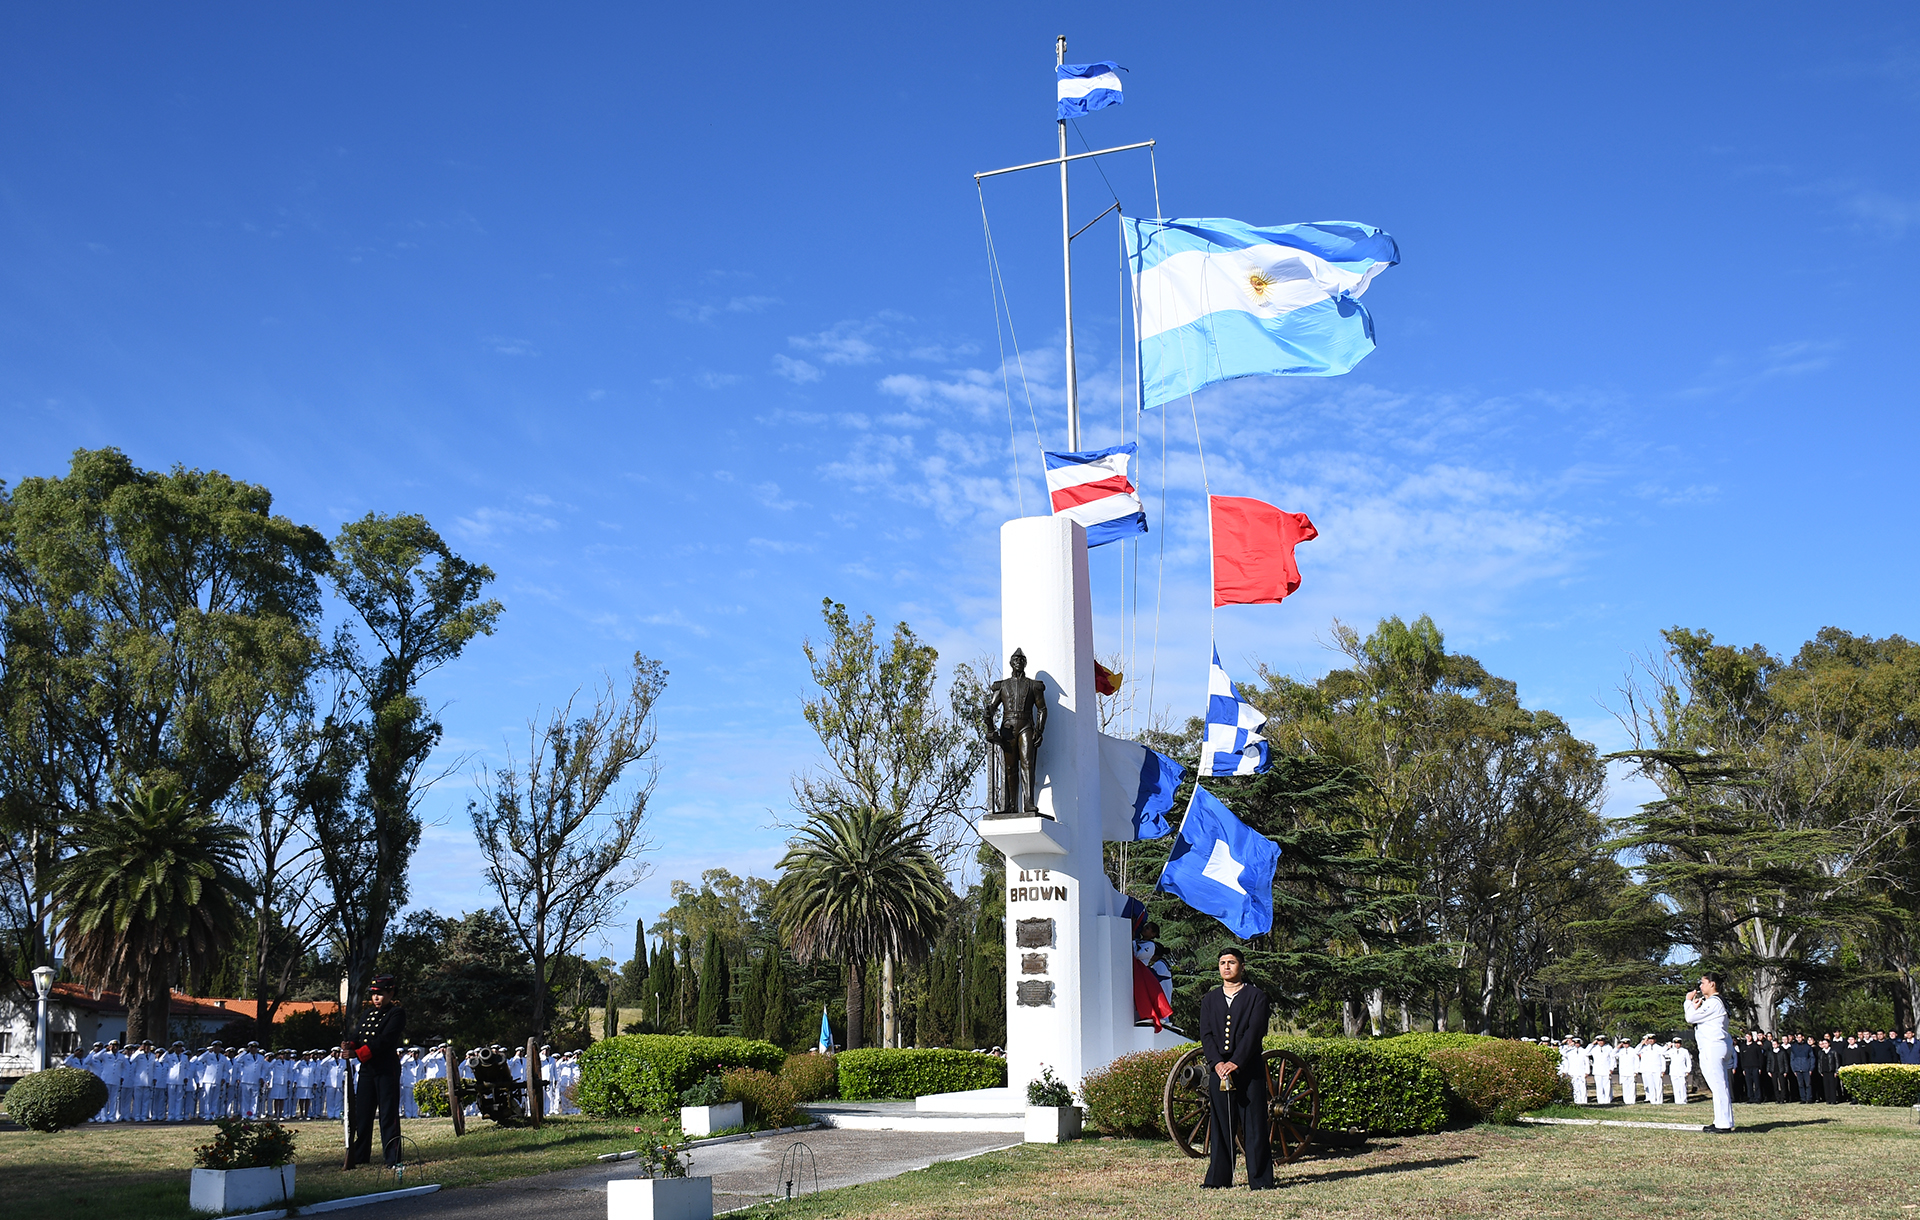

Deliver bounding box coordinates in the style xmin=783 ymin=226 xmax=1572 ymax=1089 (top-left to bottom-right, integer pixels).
xmin=695 ymin=929 xmax=729 ymax=1035
xmin=968 ymin=844 xmax=1006 ymax=1049
xmin=673 ymin=934 xmax=698 ymax=1032
xmin=643 ymin=939 xmax=673 ymax=1032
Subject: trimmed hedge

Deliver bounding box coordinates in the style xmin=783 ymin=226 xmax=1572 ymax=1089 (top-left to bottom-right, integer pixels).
xmin=1837 ymin=1064 xmax=1920 ymax=1107
xmin=578 ymin=1035 xmax=786 ymax=1116
xmin=780 ymin=1053 xmax=839 ymax=1101
xmin=1082 ymin=1048 xmax=1186 ymax=1137
xmin=1266 ymin=1036 xmax=1450 ymax=1135
xmin=1380 ymin=1032 xmax=1499 ymax=1057
xmin=1079 ymin=1039 xmax=1448 ymax=1138
xmin=413 ymin=1076 xmax=477 ymax=1118
xmin=2 ymin=1067 xmax=108 ymax=1131
xmin=835 ymin=1048 xmax=1007 ymax=1100
xmin=1428 ymin=1041 xmax=1567 ymax=1123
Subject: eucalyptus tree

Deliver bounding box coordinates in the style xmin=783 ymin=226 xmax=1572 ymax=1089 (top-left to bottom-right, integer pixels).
xmin=0 ymin=449 xmax=327 ymax=988
xmin=54 ymin=783 xmax=254 ymax=1040
xmin=470 ymin=652 xmax=664 ymax=1033
xmin=320 ymin=512 xmax=501 ymax=1018
xmin=773 ymin=804 xmax=950 ymax=1049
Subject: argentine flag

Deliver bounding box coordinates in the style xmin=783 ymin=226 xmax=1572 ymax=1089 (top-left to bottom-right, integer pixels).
xmin=1058 ymin=61 xmax=1123 ymax=118
xmin=1125 ymin=217 xmax=1399 ymax=410
xmin=1203 ymin=648 xmax=1269 ymax=777
xmin=1156 ymin=784 xmax=1279 ymax=939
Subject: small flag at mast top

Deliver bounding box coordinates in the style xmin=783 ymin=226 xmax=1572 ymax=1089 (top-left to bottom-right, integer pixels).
xmin=1058 ymin=61 xmax=1124 ymax=118
xmin=1045 ymin=442 xmax=1147 ymax=547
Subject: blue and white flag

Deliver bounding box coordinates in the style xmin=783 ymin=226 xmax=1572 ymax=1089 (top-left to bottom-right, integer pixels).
xmin=1203 ymin=648 xmax=1268 ymax=777
xmin=1045 ymin=443 xmax=1147 ymax=547
xmin=1098 ymin=732 xmax=1185 ymax=840
xmin=818 ymin=1006 xmax=832 ymax=1053
xmin=1057 ymin=61 xmax=1124 ymax=118
xmin=1156 ymin=784 xmax=1279 ymax=939
xmin=1124 ymin=217 xmax=1399 ymax=409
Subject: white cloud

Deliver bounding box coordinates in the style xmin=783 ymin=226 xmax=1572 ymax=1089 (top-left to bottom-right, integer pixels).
xmin=772 ymin=354 xmax=822 ymax=383
xmin=485 ymin=336 xmax=539 ymax=356
xmin=450 ymin=506 xmax=560 ymax=541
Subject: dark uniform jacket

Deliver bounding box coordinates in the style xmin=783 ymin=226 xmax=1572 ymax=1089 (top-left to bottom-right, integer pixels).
xmin=1814 ymin=1046 xmax=1840 ymax=1076
xmin=1198 ymin=984 xmax=1271 ymax=1086
xmin=348 ymin=1003 xmax=407 ymax=1077
xmin=1867 ymin=1038 xmax=1898 ymax=1064
xmin=1736 ymin=1042 xmax=1764 ymax=1072
xmin=1788 ymin=1042 xmax=1815 ymax=1072
xmin=1839 ymin=1042 xmax=1866 ymax=1066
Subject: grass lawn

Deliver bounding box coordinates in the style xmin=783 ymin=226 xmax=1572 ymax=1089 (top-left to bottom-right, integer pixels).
xmin=0 ymin=1114 xmax=675 ymax=1220
xmin=735 ymin=1100 xmax=1920 ymax=1220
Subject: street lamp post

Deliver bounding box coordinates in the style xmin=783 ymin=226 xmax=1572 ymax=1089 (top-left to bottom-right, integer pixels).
xmin=32 ymin=966 xmax=55 ymax=1072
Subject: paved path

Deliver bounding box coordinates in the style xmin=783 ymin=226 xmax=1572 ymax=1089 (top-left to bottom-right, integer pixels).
xmin=362 ymin=1128 xmax=1020 ymax=1220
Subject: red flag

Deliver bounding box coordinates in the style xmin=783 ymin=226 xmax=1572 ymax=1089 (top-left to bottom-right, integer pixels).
xmin=1095 ymin=661 xmax=1123 ymax=696
xmin=1211 ymin=496 xmax=1318 ymax=608
xmin=1132 ymin=958 xmax=1173 ymax=1030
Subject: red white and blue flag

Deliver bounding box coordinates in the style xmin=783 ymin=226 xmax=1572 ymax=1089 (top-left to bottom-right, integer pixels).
xmin=1044 ymin=442 xmax=1148 ymax=548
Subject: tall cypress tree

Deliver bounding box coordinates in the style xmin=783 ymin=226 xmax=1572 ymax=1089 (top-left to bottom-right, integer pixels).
xmin=763 ymin=948 xmax=794 ymax=1049
xmin=695 ymin=930 xmax=729 ymax=1035
xmin=739 ymin=945 xmax=767 ymax=1041
xmin=642 ymin=939 xmax=672 ymax=1031
xmin=673 ymin=934 xmax=699 ymax=1032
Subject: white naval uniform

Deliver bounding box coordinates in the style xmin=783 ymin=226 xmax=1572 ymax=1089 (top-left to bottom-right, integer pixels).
xmin=163 ymin=1051 xmax=188 ymax=1120
xmin=1561 ymin=1043 xmax=1589 ymax=1104
xmin=1637 ymin=1043 xmax=1666 ymax=1103
xmin=235 ymin=1051 xmax=267 ymax=1117
xmin=400 ymin=1054 xmax=421 ymax=1119
xmin=1667 ymin=1044 xmax=1693 ymax=1102
xmin=1617 ymin=1042 xmax=1640 ymax=1104
xmin=1684 ymin=994 xmax=1735 ymax=1130
xmin=192 ymin=1050 xmax=224 ymax=1119
xmin=1589 ymin=1043 xmax=1617 ymax=1104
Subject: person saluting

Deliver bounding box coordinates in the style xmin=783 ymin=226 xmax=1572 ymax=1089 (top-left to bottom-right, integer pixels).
xmin=1198 ymin=947 xmax=1274 ymax=1190
xmin=342 ymin=975 xmax=407 ymax=1167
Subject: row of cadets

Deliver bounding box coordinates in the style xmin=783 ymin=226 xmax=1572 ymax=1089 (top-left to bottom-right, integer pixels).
xmin=1558 ymin=1034 xmax=1695 ymax=1104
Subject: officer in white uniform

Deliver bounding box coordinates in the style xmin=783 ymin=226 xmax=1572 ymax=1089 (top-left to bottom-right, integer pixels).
xmin=163 ymin=1041 xmax=189 ymax=1120
xmin=192 ymin=1043 xmax=226 ymax=1119
xmin=1588 ymin=1036 xmax=1617 ymax=1104
xmin=1666 ymin=1037 xmax=1693 ymax=1104
xmin=1637 ymin=1034 xmax=1666 ymax=1103
xmin=1684 ymin=973 xmax=1736 ymax=1132
xmin=1617 ymin=1037 xmax=1640 ymax=1104
xmin=1558 ymin=1037 xmax=1589 ymax=1104
xmin=236 ymin=1041 xmax=268 ymax=1118
xmin=399 ymin=1048 xmax=422 ymax=1119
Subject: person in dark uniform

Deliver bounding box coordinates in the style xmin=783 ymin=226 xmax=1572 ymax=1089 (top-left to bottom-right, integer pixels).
xmin=1787 ymin=1036 xmax=1815 ymax=1102
xmin=343 ymin=975 xmax=407 ymax=1167
xmin=1767 ymin=1038 xmax=1792 ymax=1103
xmin=1736 ymin=1036 xmax=1764 ymax=1103
xmin=1814 ymin=1038 xmax=1841 ymax=1104
xmin=1197 ymin=947 xmax=1273 ymax=1191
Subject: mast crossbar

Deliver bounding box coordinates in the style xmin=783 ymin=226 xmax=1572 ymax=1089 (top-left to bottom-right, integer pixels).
xmin=973 ymin=139 xmax=1155 ymax=183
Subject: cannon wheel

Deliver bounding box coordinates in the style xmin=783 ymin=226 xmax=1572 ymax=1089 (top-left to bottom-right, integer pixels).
xmin=1162 ymin=1047 xmax=1319 ymax=1165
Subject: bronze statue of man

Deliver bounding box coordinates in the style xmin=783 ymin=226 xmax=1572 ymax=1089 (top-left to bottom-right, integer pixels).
xmin=984 ymin=648 xmax=1047 ymax=815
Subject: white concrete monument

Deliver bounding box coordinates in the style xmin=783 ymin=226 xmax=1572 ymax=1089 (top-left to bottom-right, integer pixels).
xmin=969 ymin=515 xmax=1185 ymax=1101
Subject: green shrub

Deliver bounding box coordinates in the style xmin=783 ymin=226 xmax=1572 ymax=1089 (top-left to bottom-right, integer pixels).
xmin=723 ymin=1068 xmax=801 ymax=1129
xmin=780 ymin=1053 xmax=838 ymax=1101
xmin=1837 ymin=1064 xmax=1920 ymax=1107
xmin=412 ymin=1076 xmax=471 ymax=1118
xmin=578 ymin=1035 xmax=786 ymax=1117
xmin=1428 ymin=1041 xmax=1567 ymax=1123
xmin=2 ymin=1067 xmax=108 ymax=1132
xmin=1265 ymin=1036 xmax=1450 ymax=1135
xmin=194 ymin=1118 xmax=297 ymax=1169
xmin=1082 ymin=1048 xmax=1187 ymax=1138
xmin=835 ymin=1048 xmax=1007 ymax=1100
xmin=1026 ymin=1065 xmax=1075 ymax=1107
xmin=1380 ymin=1032 xmax=1499 ymax=1057
xmin=680 ymin=1074 xmax=726 ymax=1107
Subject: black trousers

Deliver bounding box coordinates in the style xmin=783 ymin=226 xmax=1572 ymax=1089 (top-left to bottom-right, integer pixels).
xmin=1742 ymin=1067 xmax=1764 ymax=1102
xmin=1794 ymin=1070 xmax=1812 ymax=1101
xmin=349 ymin=1070 xmax=402 ymax=1166
xmin=1203 ymin=1069 xmax=1273 ymax=1190
xmin=1773 ymin=1072 xmax=1792 ymax=1102
xmin=1822 ymin=1071 xmax=1842 ymax=1104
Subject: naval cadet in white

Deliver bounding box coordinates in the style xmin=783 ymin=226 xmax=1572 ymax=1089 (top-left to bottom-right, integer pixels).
xmin=1617 ymin=1037 xmax=1640 ymax=1104
xmin=1588 ymin=1036 xmax=1617 ymax=1104
xmin=1684 ymin=972 xmax=1736 ymax=1132
xmin=1666 ymin=1037 xmax=1693 ymax=1104
xmin=1637 ymin=1034 xmax=1666 ymax=1104
xmin=1559 ymin=1037 xmax=1590 ymax=1104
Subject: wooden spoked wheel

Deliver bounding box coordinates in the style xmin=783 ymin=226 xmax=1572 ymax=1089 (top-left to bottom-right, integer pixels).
xmin=1162 ymin=1046 xmax=1320 ymax=1165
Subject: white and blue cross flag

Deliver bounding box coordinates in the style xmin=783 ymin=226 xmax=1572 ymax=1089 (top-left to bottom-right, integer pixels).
xmin=1057 ymin=61 xmax=1123 ymax=118
xmin=1156 ymin=784 xmax=1279 ymax=940
xmin=1124 ymin=217 xmax=1399 ymax=410
xmin=1203 ymin=647 xmax=1269 ymax=777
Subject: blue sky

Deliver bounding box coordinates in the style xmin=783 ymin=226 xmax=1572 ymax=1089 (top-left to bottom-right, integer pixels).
xmin=6 ymin=4 xmax=1918 ymax=965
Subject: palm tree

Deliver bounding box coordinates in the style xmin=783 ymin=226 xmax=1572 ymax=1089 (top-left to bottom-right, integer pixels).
xmin=54 ymin=783 xmax=254 ymax=1042
xmin=774 ymin=804 xmax=949 ymax=1049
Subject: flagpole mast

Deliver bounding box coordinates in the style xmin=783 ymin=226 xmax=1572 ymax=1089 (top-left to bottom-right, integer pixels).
xmin=1057 ymin=34 xmax=1079 ymax=451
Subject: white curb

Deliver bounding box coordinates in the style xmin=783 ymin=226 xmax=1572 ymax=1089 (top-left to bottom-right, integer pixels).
xmin=218 ymin=1183 xmax=442 ymax=1219
xmin=1520 ymin=1116 xmax=1716 ymax=1131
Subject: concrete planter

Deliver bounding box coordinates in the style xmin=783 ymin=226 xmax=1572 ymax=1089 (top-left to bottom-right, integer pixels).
xmin=189 ymin=1164 xmax=295 ymax=1215
xmin=677 ymin=1101 xmax=742 ymax=1137
xmin=607 ymin=1175 xmax=712 ymax=1220
xmin=1023 ymin=1104 xmax=1082 ymax=1143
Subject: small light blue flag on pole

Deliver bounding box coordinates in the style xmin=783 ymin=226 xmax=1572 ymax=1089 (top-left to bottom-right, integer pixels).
xmin=1203 ymin=648 xmax=1269 ymax=777
xmin=818 ymin=1006 xmax=832 ymax=1053
xmin=1156 ymin=785 xmax=1279 ymax=939
xmin=1125 ymin=217 xmax=1400 ymax=409
xmin=1058 ymin=61 xmax=1124 ymax=118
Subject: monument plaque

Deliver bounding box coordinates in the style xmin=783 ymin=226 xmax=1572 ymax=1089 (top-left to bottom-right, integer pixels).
xmin=1015 ymin=917 xmax=1055 ymax=949
xmin=1015 ymin=980 xmax=1056 ymax=1007
xmin=1020 ymin=953 xmax=1048 ymax=974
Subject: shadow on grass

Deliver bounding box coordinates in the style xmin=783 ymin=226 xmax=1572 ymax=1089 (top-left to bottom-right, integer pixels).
xmin=1287 ymin=1154 xmax=1477 ymax=1185
xmin=1734 ymin=1118 xmax=1834 ymax=1133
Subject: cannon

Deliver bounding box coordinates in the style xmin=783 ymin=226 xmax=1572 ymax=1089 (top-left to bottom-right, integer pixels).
xmin=1161 ymin=1047 xmax=1339 ymax=1164
xmin=466 ymin=1046 xmax=530 ymax=1126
